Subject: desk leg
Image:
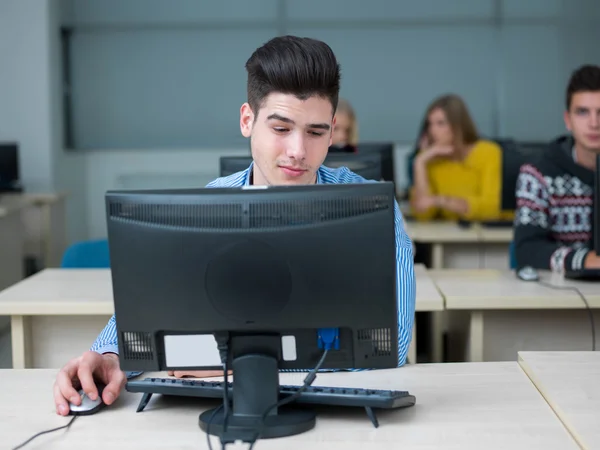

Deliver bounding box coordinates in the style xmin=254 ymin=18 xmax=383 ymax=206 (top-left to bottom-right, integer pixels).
xmin=408 ymin=321 xmax=417 ymax=364
xmin=431 ymin=244 xmax=444 ymax=269
xmin=11 ymin=315 xmax=32 ymax=369
xmin=468 ymin=311 xmax=484 ymax=362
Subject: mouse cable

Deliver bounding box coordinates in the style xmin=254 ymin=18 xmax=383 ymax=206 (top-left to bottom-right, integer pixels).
xmin=247 ymin=348 xmax=330 ymax=450
xmin=538 ymin=281 xmax=596 ymax=351
xmin=12 ymin=415 xmax=78 ymax=450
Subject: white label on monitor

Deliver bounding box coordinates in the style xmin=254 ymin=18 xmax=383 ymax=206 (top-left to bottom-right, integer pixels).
xmin=242 ymin=185 xmax=268 ymax=189
xmin=164 ymin=335 xmax=221 ymax=367
xmin=281 ymin=335 xmax=297 ymax=361
xmin=163 ymin=334 xmax=298 ymax=367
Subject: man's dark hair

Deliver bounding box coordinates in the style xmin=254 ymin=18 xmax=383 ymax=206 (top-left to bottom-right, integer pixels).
xmin=245 ymin=35 xmax=341 ymax=117
xmin=566 ymin=64 xmax=600 ymax=110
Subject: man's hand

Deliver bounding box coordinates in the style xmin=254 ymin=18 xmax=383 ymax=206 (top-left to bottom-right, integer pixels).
xmin=167 ymin=370 xmax=232 ymax=378
xmin=54 ymin=351 xmax=126 ymax=416
xmin=584 ymin=252 xmax=600 ymax=269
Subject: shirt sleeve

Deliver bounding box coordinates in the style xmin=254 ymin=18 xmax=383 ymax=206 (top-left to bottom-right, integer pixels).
xmin=90 ymin=314 xmax=119 ymax=355
xmin=513 ymin=164 xmax=591 ymax=271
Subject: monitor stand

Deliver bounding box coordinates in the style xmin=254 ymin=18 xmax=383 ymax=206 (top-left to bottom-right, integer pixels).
xmin=198 ymin=335 xmax=316 ymax=442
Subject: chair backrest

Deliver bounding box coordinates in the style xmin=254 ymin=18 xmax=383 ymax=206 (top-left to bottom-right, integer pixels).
xmin=61 ymin=239 xmax=110 ymax=268
xmin=509 ymin=240 xmax=517 ymax=269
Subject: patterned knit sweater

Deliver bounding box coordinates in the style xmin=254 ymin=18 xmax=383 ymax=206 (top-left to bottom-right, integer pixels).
xmin=513 ymin=135 xmax=595 ymax=272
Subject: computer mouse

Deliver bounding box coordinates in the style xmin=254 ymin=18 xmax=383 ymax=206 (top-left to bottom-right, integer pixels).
xmin=68 ymin=384 xmax=106 ymax=416
xmin=516 ymin=266 xmax=539 ymax=282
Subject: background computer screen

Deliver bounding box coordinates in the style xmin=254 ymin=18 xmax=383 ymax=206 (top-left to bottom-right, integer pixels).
xmin=324 ymin=152 xmax=383 ymax=181
xmin=219 ymin=156 xmax=252 ymax=177
xmin=0 ymin=143 xmax=19 ymax=188
xmin=355 ymin=142 xmax=395 ymax=183
xmin=594 ymin=154 xmax=599 ymax=255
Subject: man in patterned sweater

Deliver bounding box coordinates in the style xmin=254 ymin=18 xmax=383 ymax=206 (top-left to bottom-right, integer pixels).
xmin=514 ymin=64 xmax=600 ymax=271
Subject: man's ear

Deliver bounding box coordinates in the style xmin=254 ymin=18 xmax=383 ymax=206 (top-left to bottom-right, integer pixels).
xmin=563 ymin=110 xmax=572 ymax=132
xmin=329 ymin=115 xmax=336 ymax=147
xmin=240 ymin=103 xmax=254 ymax=138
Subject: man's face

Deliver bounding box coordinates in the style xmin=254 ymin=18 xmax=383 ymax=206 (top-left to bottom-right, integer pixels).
xmin=564 ymin=91 xmax=600 ymax=153
xmin=240 ymin=93 xmax=335 ymax=185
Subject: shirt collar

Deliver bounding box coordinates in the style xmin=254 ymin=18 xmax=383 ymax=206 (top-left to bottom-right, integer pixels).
xmin=245 ymin=162 xmax=322 ymax=186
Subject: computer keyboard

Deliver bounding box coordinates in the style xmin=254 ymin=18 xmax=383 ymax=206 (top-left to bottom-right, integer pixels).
xmin=126 ymin=377 xmax=416 ymax=428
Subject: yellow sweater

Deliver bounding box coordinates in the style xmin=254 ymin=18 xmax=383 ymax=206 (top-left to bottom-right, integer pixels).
xmin=410 ymin=139 xmax=512 ymax=221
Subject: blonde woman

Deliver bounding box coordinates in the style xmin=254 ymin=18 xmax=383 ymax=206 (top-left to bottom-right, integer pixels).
xmin=410 ymin=94 xmax=511 ymax=221
xmin=330 ymin=98 xmax=358 ymax=152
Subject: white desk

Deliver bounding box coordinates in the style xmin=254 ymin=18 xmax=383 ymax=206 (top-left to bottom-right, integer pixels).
xmin=406 ymin=221 xmax=512 ymax=270
xmin=0 ymin=191 xmax=67 ymax=269
xmin=0 ymin=202 xmax=25 ymax=292
xmin=518 ymin=351 xmax=600 ymax=450
xmin=0 ymin=362 xmax=578 ymax=449
xmin=432 ymin=269 xmax=600 ymax=362
xmin=0 ymin=267 xmax=443 ymax=369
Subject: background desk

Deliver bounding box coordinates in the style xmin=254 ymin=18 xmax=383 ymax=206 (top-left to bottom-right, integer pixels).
xmin=432 ymin=269 xmax=600 ymax=362
xmin=518 ymin=351 xmax=600 ymax=450
xmin=0 ymin=267 xmax=442 ymax=369
xmin=1 ymin=362 xmax=578 ymax=449
xmin=0 ymin=191 xmax=68 ymax=269
xmin=406 ymin=221 xmax=512 ymax=270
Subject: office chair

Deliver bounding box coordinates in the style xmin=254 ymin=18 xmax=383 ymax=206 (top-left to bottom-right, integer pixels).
xmin=61 ymin=239 xmax=110 ymax=268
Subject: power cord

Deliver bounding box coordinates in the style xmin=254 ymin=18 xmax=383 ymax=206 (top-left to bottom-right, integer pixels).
xmin=248 ymin=333 xmax=335 ymax=450
xmin=12 ymin=415 xmax=78 ymax=449
xmin=537 ymin=281 xmax=596 ymax=351
xmin=206 ymin=332 xmax=231 ymax=450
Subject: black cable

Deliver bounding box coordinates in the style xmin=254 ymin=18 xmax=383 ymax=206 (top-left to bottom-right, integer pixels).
xmin=206 ymin=404 xmax=224 ymax=450
xmin=248 ymin=349 xmax=330 ymax=449
xmin=537 ymin=281 xmax=596 ymax=351
xmin=12 ymin=415 xmax=78 ymax=450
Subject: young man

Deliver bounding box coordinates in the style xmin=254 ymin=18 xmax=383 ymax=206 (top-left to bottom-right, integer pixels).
xmin=53 ymin=36 xmax=416 ymax=416
xmin=514 ymin=64 xmax=600 ymax=271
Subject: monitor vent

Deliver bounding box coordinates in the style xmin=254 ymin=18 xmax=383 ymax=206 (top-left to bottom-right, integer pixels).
xmin=109 ymin=203 xmax=243 ymax=229
xmin=108 ymin=195 xmax=390 ymax=230
xmin=121 ymin=331 xmax=154 ymax=361
xmin=358 ymin=328 xmax=392 ymax=357
xmin=249 ymin=196 xmax=389 ymax=228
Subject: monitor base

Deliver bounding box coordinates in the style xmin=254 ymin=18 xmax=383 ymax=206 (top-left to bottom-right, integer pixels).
xmin=199 ymin=407 xmax=316 ymax=440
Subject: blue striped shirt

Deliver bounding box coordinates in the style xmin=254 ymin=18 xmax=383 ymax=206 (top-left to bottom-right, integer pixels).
xmin=91 ymin=163 xmax=416 ymax=372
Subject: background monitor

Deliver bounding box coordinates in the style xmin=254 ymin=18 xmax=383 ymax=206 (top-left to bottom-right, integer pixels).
xmin=594 ymin=154 xmax=599 ymax=255
xmin=105 ymin=182 xmax=399 ymax=438
xmin=0 ymin=142 xmax=20 ymax=191
xmin=219 ymin=156 xmax=252 ymax=177
xmin=356 ymin=142 xmax=395 ymax=183
xmin=324 ymin=152 xmax=383 ymax=181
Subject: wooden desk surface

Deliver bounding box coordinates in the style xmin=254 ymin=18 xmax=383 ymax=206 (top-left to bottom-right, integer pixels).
xmin=430 ymin=269 xmax=600 ymax=309
xmin=0 ymin=269 xmax=114 ymax=315
xmin=0 ymin=266 xmax=444 ymax=315
xmin=1 ymin=362 xmax=578 ymax=449
xmin=518 ymin=351 xmax=600 ymax=450
xmin=405 ymin=221 xmax=480 ymax=243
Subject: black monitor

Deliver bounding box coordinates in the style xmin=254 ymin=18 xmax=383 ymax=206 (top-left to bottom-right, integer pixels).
xmin=219 ymin=156 xmax=253 ymax=177
xmin=356 ymin=142 xmax=395 ymax=183
xmin=324 ymin=153 xmax=383 ymax=180
xmin=0 ymin=142 xmax=20 ymax=192
xmin=595 ymin=154 xmax=599 ymax=255
xmin=105 ymin=182 xmax=399 ymax=439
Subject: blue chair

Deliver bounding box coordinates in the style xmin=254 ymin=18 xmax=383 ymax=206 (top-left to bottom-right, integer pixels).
xmin=509 ymin=241 xmax=517 ymax=269
xmin=61 ymin=239 xmax=110 ymax=268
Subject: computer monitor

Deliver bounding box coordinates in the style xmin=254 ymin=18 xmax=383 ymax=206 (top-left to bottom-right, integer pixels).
xmin=219 ymin=156 xmax=253 ymax=177
xmin=0 ymin=142 xmax=20 ymax=192
xmin=594 ymin=154 xmax=599 ymax=255
xmin=105 ymin=182 xmax=399 ymax=439
xmin=324 ymin=153 xmax=383 ymax=180
xmin=356 ymin=142 xmax=395 ymax=183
